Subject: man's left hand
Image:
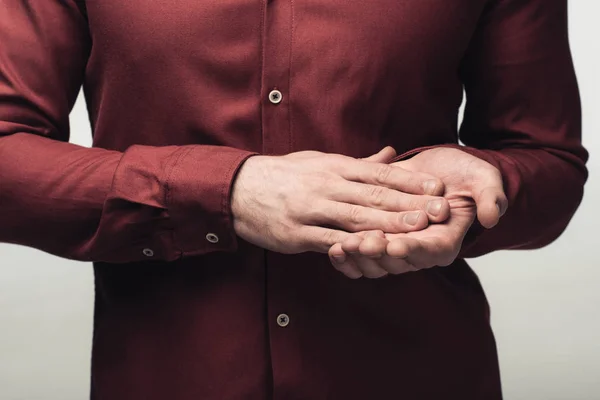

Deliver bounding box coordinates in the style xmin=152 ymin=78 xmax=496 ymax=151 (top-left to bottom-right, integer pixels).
xmin=328 ymin=147 xmax=508 ymax=279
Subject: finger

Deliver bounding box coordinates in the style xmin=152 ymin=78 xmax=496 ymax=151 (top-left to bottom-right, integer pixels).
xmin=358 ymin=233 xmax=417 ymax=274
xmin=383 ymin=208 xmax=475 ymax=269
xmin=312 ymin=201 xmax=429 ymax=233
xmin=340 ymin=233 xmax=364 ymax=254
xmin=357 ymin=233 xmax=388 ymax=258
xmin=328 ymin=181 xmax=450 ymax=222
xmin=338 ymin=234 xmax=387 ymax=278
xmin=348 ymin=252 xmax=388 ymax=279
xmin=329 ymin=243 xmax=363 ymax=279
xmin=300 ymin=226 xmax=353 ymax=253
xmin=339 ymin=232 xmax=416 ymax=275
xmin=342 ymin=233 xmax=388 ymax=279
xmin=386 ymin=234 xmax=458 ymax=269
xmin=361 ymin=146 xmax=397 ymax=163
xmin=470 ymin=170 xmax=508 ymax=229
xmin=339 ymin=160 xmax=445 ymax=196
xmin=355 ymin=229 xmax=386 ymax=239
xmin=386 ymin=237 xmax=436 ymax=269
xmin=376 ymin=254 xmax=418 ymax=275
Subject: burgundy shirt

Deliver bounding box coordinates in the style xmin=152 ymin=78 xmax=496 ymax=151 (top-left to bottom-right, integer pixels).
xmin=0 ymin=0 xmax=587 ymax=399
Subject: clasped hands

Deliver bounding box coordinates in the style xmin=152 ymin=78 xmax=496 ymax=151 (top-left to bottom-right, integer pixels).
xmin=231 ymin=146 xmax=507 ymax=279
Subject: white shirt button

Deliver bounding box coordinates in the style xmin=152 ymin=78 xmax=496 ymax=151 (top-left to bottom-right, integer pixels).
xmin=142 ymin=248 xmax=154 ymax=257
xmin=268 ymin=89 xmax=283 ymax=104
xmin=276 ymin=313 xmax=290 ymax=327
xmin=206 ymin=233 xmax=219 ymax=243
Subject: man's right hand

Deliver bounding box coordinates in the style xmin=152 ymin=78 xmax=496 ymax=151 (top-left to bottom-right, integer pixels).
xmin=230 ymin=148 xmax=451 ymax=254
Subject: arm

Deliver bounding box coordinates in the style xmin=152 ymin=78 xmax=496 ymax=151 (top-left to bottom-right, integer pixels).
xmin=0 ymin=1 xmax=451 ymax=263
xmin=0 ymin=0 xmax=256 ymax=263
xmin=394 ymin=0 xmax=588 ymax=258
xmin=328 ymin=0 xmax=588 ymax=278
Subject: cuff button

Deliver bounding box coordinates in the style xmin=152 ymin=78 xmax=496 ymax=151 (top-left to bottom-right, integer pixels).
xmin=142 ymin=248 xmax=154 ymax=257
xmin=206 ymin=233 xmax=219 ymax=243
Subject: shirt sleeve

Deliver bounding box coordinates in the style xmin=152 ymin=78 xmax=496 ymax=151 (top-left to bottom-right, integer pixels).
xmin=0 ymin=0 xmax=257 ymax=263
xmin=390 ymin=0 xmax=588 ymax=258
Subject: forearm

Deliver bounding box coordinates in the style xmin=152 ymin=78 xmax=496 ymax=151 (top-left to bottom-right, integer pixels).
xmin=452 ymin=0 xmax=588 ymax=257
xmin=0 ymin=132 xmax=256 ymax=262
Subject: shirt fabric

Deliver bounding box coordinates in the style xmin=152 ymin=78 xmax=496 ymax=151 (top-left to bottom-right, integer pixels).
xmin=0 ymin=0 xmax=588 ymax=399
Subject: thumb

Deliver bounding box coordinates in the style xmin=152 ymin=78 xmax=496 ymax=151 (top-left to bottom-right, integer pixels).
xmin=361 ymin=146 xmax=397 ymax=163
xmin=471 ymin=175 xmax=508 ymax=229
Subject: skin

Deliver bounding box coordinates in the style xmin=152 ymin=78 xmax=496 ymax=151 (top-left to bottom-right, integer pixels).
xmin=231 ymin=147 xmax=451 ymax=254
xmin=327 ymin=147 xmax=508 ymax=278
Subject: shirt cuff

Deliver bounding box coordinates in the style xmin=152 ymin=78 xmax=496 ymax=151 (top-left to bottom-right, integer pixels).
xmin=166 ymin=145 xmax=258 ymax=258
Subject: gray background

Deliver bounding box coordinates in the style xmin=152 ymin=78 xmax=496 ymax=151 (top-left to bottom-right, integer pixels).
xmin=1 ymin=2 xmax=598 ymax=399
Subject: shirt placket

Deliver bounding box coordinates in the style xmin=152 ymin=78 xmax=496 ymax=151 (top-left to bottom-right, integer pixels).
xmin=261 ymin=0 xmax=293 ymax=156
xmin=261 ymin=0 xmax=298 ymax=398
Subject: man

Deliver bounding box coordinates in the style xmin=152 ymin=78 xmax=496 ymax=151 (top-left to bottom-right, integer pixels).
xmin=0 ymin=0 xmax=587 ymax=399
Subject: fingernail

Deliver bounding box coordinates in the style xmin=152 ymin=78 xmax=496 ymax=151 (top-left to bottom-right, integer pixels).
xmin=496 ymin=202 xmax=506 ymax=216
xmin=332 ymin=254 xmax=346 ymax=263
xmin=404 ymin=211 xmax=421 ymax=226
xmin=427 ymin=199 xmax=443 ymax=216
xmin=423 ymin=180 xmax=438 ymax=194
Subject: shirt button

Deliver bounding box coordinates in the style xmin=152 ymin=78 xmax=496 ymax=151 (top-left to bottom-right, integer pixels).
xmin=277 ymin=313 xmax=290 ymax=327
xmin=268 ymin=89 xmax=283 ymax=104
xmin=206 ymin=233 xmax=219 ymax=243
xmin=142 ymin=248 xmax=154 ymax=257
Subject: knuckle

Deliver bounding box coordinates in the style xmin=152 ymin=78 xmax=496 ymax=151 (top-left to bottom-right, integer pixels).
xmin=291 ymin=229 xmax=313 ymax=253
xmin=295 ymin=150 xmax=321 ymax=159
xmin=293 ymin=201 xmax=311 ymax=219
xmin=270 ymin=232 xmax=290 ymax=252
xmin=407 ymin=196 xmax=424 ymax=211
xmin=306 ymin=172 xmax=331 ymax=193
xmin=427 ymin=179 xmax=444 ymax=196
xmin=321 ymin=230 xmax=345 ymax=252
xmin=321 ymin=154 xmax=349 ymax=170
xmin=480 ymin=165 xmax=500 ymax=182
xmin=273 ymin=225 xmax=289 ymax=242
xmin=346 ymin=205 xmax=364 ymax=227
xmin=320 ymin=229 xmax=336 ymax=246
xmin=277 ymin=220 xmax=297 ymax=242
xmin=367 ymin=185 xmax=387 ymax=207
xmin=374 ymin=164 xmax=392 ymax=184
